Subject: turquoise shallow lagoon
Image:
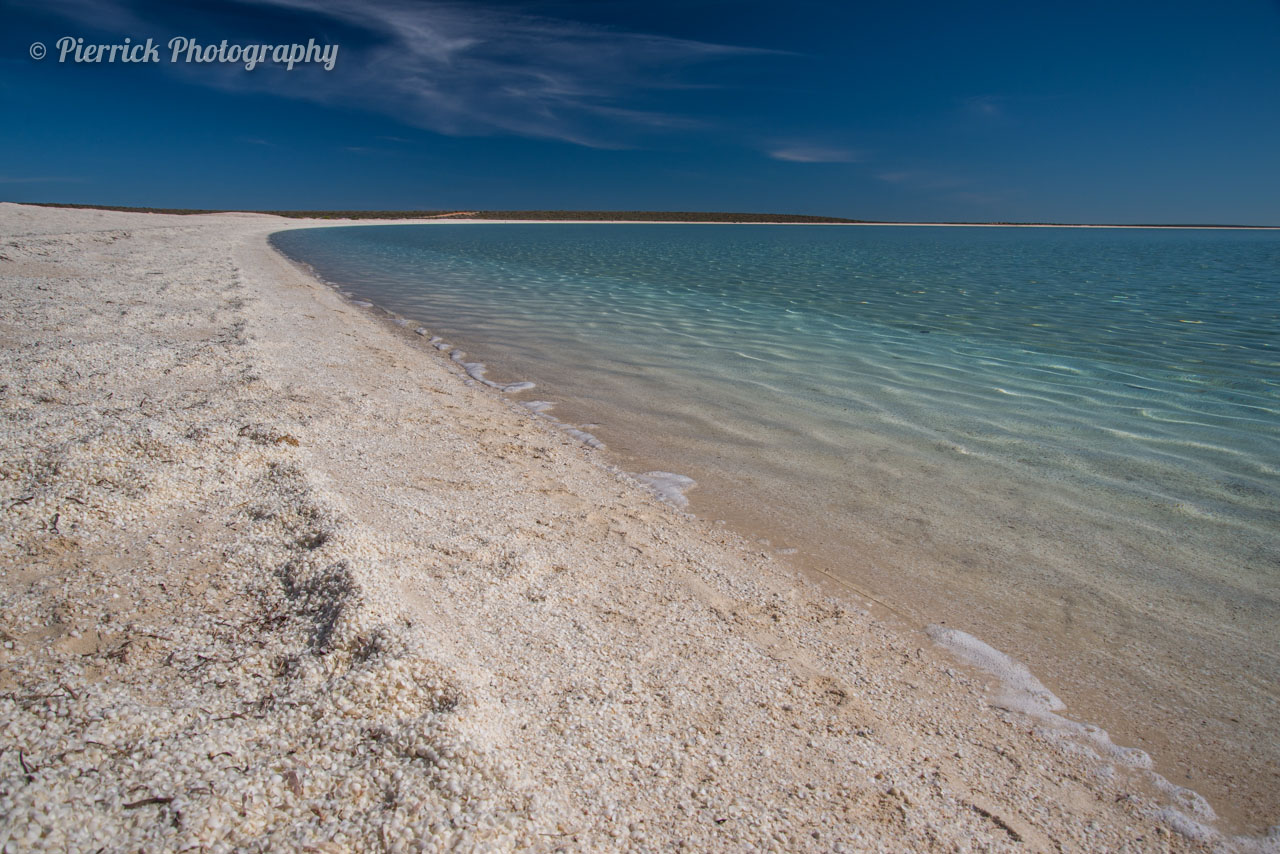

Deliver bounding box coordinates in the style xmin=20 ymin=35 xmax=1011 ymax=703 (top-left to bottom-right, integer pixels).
xmin=273 ymin=223 xmax=1280 ymax=830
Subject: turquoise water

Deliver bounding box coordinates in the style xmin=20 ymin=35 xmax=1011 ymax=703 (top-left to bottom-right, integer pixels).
xmin=272 ymin=223 xmax=1280 ymax=828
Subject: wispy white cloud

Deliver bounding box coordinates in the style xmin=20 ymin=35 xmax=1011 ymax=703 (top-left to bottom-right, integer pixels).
xmin=29 ymin=0 xmax=775 ymax=148
xmin=768 ymin=145 xmax=862 ymax=163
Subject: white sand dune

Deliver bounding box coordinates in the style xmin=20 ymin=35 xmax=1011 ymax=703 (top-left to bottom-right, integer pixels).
xmin=0 ymin=203 xmax=1249 ymax=851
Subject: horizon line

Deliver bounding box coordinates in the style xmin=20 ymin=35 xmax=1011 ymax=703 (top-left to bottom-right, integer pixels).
xmin=11 ymin=202 xmax=1280 ymax=230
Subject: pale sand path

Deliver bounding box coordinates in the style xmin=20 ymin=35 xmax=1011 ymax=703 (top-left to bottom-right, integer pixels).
xmin=0 ymin=203 xmax=1258 ymax=851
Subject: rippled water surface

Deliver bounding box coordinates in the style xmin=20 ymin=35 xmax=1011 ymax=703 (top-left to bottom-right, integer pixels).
xmin=273 ymin=223 xmax=1280 ymax=830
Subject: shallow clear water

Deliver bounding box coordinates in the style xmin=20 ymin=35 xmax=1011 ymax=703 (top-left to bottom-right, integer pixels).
xmin=272 ymin=223 xmax=1280 ymax=829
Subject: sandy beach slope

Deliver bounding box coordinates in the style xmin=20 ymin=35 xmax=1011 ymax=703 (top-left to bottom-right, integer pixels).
xmin=0 ymin=203 xmax=1255 ymax=851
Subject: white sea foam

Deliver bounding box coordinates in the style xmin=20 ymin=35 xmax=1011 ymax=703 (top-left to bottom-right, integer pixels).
xmin=924 ymin=624 xmax=1239 ymax=842
xmin=1156 ymin=808 xmax=1217 ymax=842
xmin=448 ymin=350 xmax=535 ymax=393
xmin=564 ymin=427 xmax=605 ymax=450
xmin=633 ymin=471 xmax=697 ymax=508
xmin=1153 ymin=777 xmax=1218 ymax=822
xmin=513 ymin=399 xmax=599 ymax=447
xmin=925 ymin=625 xmax=1064 ymax=715
xmin=928 ymin=625 xmax=1154 ymax=769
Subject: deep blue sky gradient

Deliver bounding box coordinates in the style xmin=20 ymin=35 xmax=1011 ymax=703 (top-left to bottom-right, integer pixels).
xmin=2 ymin=0 xmax=1278 ymax=223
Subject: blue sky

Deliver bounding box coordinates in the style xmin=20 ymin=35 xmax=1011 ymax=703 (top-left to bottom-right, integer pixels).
xmin=2 ymin=0 xmax=1278 ymax=223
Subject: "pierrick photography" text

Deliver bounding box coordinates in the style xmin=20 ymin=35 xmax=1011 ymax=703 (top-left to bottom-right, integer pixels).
xmin=48 ymin=36 xmax=340 ymax=71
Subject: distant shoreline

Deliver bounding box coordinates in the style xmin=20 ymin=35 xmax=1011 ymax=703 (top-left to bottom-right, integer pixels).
xmin=18 ymin=202 xmax=1280 ymax=229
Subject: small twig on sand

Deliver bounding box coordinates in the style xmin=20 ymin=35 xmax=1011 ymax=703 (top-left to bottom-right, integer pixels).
xmin=18 ymin=749 xmax=35 ymax=781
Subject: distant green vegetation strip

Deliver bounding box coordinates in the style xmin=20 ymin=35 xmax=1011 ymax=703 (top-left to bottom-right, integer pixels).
xmin=25 ymin=203 xmax=862 ymax=223
xmin=455 ymin=210 xmax=865 ymax=223
xmin=22 ymin=203 xmax=1274 ymax=227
